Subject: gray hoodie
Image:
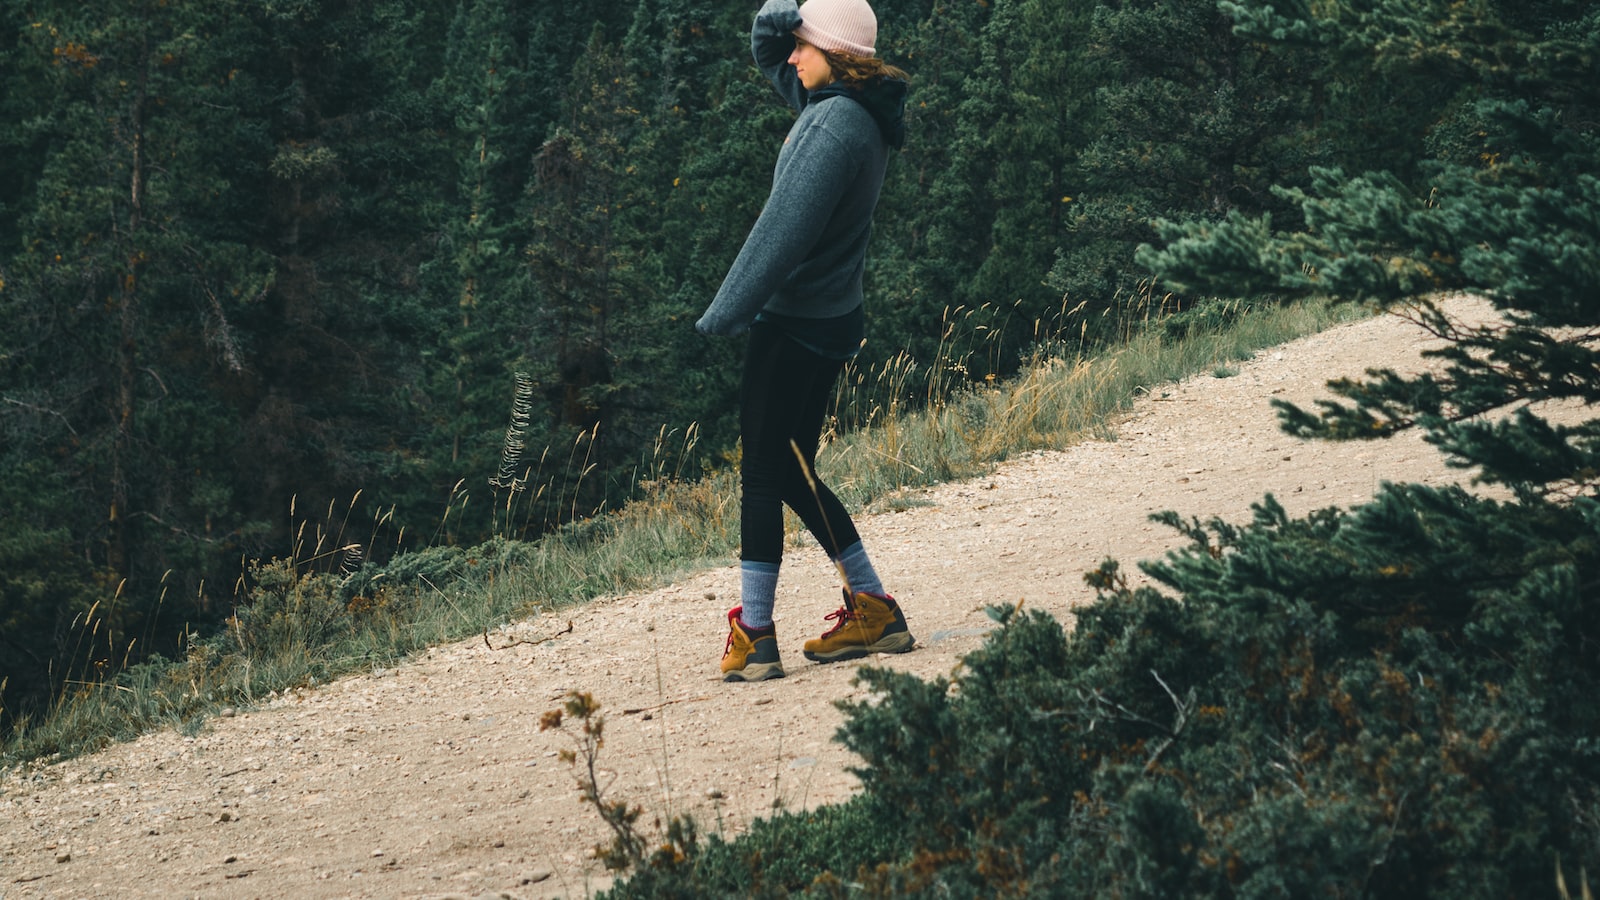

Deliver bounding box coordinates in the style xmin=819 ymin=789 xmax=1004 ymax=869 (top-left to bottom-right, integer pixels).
xmin=694 ymin=0 xmax=905 ymax=339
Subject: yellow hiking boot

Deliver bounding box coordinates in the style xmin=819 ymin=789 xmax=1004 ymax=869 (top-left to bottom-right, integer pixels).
xmin=802 ymin=590 xmax=915 ymax=663
xmin=721 ymin=607 xmax=785 ymax=682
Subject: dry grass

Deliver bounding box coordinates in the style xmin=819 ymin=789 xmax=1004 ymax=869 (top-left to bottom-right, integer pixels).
xmin=2 ymin=294 xmax=1360 ymax=767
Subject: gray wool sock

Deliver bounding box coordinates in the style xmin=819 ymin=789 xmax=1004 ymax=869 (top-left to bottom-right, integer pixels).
xmin=739 ymin=560 xmax=780 ymax=629
xmin=834 ymin=541 xmax=884 ymax=597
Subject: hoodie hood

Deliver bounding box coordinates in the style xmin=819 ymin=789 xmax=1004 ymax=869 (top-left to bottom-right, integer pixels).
xmin=810 ymin=76 xmax=908 ymax=149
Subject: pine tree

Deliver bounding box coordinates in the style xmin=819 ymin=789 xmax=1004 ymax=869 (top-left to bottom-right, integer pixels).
xmin=1140 ymin=0 xmax=1600 ymax=498
xmin=230 ymin=0 xmax=465 ymax=548
xmin=947 ymin=0 xmax=1099 ymax=374
xmin=521 ymin=27 xmax=675 ymax=525
xmin=1048 ymin=0 xmax=1337 ymax=324
xmin=424 ymin=0 xmax=550 ymax=527
xmin=1120 ymin=0 xmax=1600 ymax=881
xmin=0 ymin=0 xmax=469 ymax=729
xmin=869 ymin=0 xmax=992 ymax=364
xmin=618 ymin=0 xmax=752 ymax=454
xmin=0 ymin=0 xmax=279 ymax=727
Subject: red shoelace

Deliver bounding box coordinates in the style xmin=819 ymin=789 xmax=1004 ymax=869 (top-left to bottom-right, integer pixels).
xmin=818 ymin=603 xmax=859 ymax=638
xmin=722 ymin=608 xmax=741 ymax=659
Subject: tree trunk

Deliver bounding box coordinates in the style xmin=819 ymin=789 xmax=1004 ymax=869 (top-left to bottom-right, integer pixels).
xmin=109 ymin=41 xmax=149 ymax=579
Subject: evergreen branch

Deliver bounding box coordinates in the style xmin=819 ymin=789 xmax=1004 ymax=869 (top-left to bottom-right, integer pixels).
xmin=1274 ymin=304 xmax=1600 ymax=483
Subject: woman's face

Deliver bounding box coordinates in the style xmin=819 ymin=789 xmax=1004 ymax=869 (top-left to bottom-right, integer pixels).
xmin=788 ymin=38 xmax=834 ymax=91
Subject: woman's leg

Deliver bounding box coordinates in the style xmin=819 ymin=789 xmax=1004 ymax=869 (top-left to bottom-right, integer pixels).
xmin=736 ymin=323 xmax=913 ymax=670
xmin=765 ymin=339 xmax=885 ymax=594
xmin=741 ymin=323 xmax=860 ymax=567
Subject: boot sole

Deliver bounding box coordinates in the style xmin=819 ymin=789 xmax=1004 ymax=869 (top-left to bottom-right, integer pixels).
xmin=803 ymin=630 xmax=915 ymax=663
xmin=723 ymin=661 xmax=786 ymax=682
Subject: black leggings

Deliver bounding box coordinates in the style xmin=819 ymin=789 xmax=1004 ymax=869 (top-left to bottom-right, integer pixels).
xmin=740 ymin=321 xmax=862 ymax=565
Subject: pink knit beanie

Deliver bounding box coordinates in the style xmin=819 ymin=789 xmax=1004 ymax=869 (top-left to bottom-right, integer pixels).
xmin=794 ymin=0 xmax=877 ymax=57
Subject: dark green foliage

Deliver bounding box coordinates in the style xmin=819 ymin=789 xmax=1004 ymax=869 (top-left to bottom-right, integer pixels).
xmin=1159 ymin=296 xmax=1256 ymax=342
xmin=1053 ymin=0 xmax=1467 ymax=332
xmin=594 ymin=0 xmax=1600 ymax=896
xmin=1051 ymin=0 xmax=1328 ymax=317
xmin=604 ymin=490 xmax=1600 ymax=896
xmin=1 ymin=0 xmax=1584 ymax=823
xmin=7 ymin=0 xmax=1339 ymax=728
xmin=600 ymin=795 xmax=912 ymax=899
xmin=1142 ymin=2 xmax=1598 ymax=309
xmin=1140 ymin=1 xmax=1599 ymax=509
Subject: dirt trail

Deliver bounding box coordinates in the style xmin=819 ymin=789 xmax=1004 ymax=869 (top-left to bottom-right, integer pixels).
xmin=2 ymin=297 xmax=1498 ymax=899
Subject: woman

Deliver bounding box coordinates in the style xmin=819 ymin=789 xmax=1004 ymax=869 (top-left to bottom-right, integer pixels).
xmin=695 ymin=0 xmax=912 ymax=681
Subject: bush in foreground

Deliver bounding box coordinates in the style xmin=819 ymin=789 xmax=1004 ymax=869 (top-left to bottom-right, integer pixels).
xmin=600 ymin=486 xmax=1598 ymax=898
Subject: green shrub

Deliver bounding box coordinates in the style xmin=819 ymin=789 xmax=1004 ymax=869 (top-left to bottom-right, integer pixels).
xmin=232 ymin=559 xmax=353 ymax=655
xmin=607 ymin=487 xmax=1600 ymax=897
xmin=1160 ymin=297 xmax=1255 ymax=342
xmin=596 ymin=794 xmax=913 ymax=899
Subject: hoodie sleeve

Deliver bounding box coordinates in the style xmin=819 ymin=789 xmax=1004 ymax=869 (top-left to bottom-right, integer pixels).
xmin=695 ymin=116 xmax=858 ymax=337
xmin=751 ymin=0 xmax=805 ymax=112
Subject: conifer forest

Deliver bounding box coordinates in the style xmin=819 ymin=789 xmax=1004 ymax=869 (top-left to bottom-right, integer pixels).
xmin=1 ymin=0 xmax=1596 ymax=798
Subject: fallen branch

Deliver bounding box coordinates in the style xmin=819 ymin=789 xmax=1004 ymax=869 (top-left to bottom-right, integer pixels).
xmin=622 ymin=695 xmax=710 ymax=716
xmin=484 ymin=620 xmax=574 ymax=651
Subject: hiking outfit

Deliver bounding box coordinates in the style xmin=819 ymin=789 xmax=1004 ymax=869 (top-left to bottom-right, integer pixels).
xmin=696 ymin=0 xmax=914 ymax=681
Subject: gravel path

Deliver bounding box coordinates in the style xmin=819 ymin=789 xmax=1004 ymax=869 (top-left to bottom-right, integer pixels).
xmin=2 ymin=297 xmax=1498 ymax=899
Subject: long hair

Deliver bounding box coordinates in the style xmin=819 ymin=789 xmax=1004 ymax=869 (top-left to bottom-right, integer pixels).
xmin=820 ymin=48 xmax=908 ymax=87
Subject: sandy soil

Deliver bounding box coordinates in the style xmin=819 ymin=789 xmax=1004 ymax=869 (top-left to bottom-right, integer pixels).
xmin=2 ymin=297 xmax=1503 ymax=899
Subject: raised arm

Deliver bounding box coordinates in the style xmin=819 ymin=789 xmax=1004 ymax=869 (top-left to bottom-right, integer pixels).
xmin=752 ymin=0 xmax=806 ymax=111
